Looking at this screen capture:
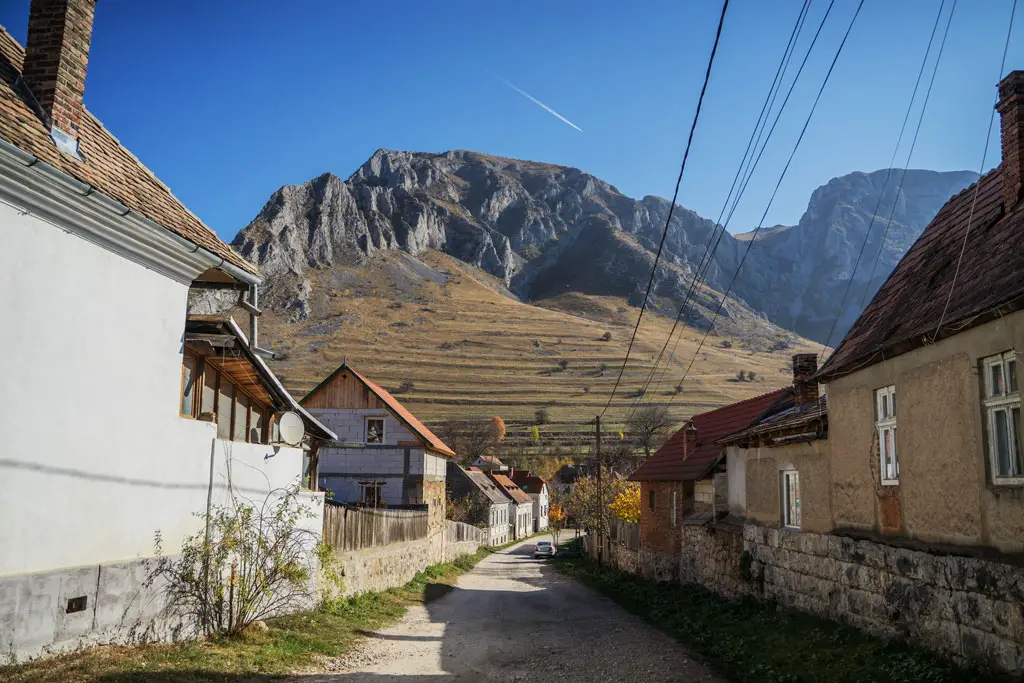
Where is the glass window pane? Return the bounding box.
[890,390,896,418]
[995,409,1011,476]
[1013,407,1023,477]
[250,408,264,444]
[991,363,1005,398]
[201,368,218,415]
[217,381,234,439]
[180,356,196,416]
[1009,359,1018,394]
[234,393,249,441]
[366,419,384,444]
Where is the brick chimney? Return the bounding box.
[792,353,819,407]
[997,71,1024,211]
[22,0,97,146]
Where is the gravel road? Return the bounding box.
[291,534,724,683]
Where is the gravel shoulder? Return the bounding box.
[289,534,725,683]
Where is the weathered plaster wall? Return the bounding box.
[726,445,747,515]
[827,311,1024,552]
[742,441,831,533]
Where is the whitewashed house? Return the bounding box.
[491,473,534,539]
[512,472,550,532]
[446,463,512,546]
[0,0,334,662]
[302,363,455,531]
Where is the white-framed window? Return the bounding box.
[781,470,801,528]
[365,417,385,444]
[984,351,1023,484]
[359,482,383,506]
[875,385,898,484]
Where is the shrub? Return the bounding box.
[558,359,570,371]
[582,385,591,394]
[535,407,550,425]
[736,370,746,382]
[397,379,415,393]
[720,340,733,349]
[601,331,613,342]
[674,383,684,395]
[747,371,757,381]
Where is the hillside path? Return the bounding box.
[289,534,724,683]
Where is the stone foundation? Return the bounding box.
[679,525,748,598]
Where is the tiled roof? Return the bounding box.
[630,389,792,482]
[0,27,255,275]
[476,455,505,465]
[819,167,1022,380]
[719,396,827,445]
[464,470,511,505]
[510,472,546,495]
[303,362,456,457]
[490,473,533,505]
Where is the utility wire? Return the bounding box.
[672,0,866,396]
[933,0,1018,340]
[854,0,958,316]
[624,0,814,417]
[600,0,730,418]
[817,0,949,363]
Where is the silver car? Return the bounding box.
[533,541,556,559]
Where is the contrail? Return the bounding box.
[499,78,583,132]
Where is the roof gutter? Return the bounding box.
[0,138,259,287]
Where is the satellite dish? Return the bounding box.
[277,411,305,446]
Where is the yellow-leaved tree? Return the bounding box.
[548,503,566,546]
[608,481,640,524]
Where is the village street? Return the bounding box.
[290,535,723,683]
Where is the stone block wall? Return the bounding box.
[679,525,748,598]
[744,524,1024,673]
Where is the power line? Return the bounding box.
[817,0,950,363]
[853,0,958,316]
[673,0,866,396]
[934,0,1018,340]
[600,0,730,418]
[624,0,814,416]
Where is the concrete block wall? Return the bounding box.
[307,408,414,446]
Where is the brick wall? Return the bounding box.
[639,481,684,581]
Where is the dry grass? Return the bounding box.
[260,251,824,435]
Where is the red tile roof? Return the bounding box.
[510,472,547,495]
[490,473,533,505]
[819,167,1023,380]
[0,27,255,275]
[630,389,792,481]
[719,396,827,446]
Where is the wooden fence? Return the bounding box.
[446,520,487,545]
[322,502,429,551]
[608,518,640,551]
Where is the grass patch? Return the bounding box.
[0,549,490,683]
[553,551,1012,683]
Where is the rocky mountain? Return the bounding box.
[231,149,976,343]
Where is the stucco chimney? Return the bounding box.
[997,71,1024,211]
[792,353,819,407]
[681,423,697,459]
[22,0,97,151]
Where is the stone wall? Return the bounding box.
[586,535,640,575]
[745,524,1024,672]
[679,525,748,598]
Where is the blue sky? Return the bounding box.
[1,1,1020,240]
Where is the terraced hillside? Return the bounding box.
[258,250,823,438]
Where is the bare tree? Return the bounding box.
[627,406,673,458]
[439,418,498,465]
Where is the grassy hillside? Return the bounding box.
[259,250,823,439]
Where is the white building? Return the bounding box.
[446,463,512,546]
[490,474,534,539]
[0,0,334,662]
[302,363,455,531]
[511,472,550,532]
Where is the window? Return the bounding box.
[233,392,249,441]
[875,386,898,484]
[180,354,198,417]
[217,381,234,439]
[984,351,1023,483]
[365,418,385,444]
[782,471,801,527]
[648,489,655,511]
[360,483,382,507]
[250,408,264,444]
[201,368,218,416]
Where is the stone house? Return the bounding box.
[719,354,832,533]
[630,388,791,580]
[302,362,455,532]
[511,471,550,532]
[817,71,1024,554]
[445,463,512,546]
[490,473,534,539]
[0,0,335,661]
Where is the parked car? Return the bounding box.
[533,541,556,559]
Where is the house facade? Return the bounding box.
[490,473,534,539]
[511,471,550,532]
[302,363,454,532]
[817,71,1024,554]
[0,0,333,661]
[446,463,512,546]
[472,454,508,472]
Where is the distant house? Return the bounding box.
[472,454,508,472]
[0,0,333,661]
[551,464,582,495]
[302,363,455,531]
[446,463,512,546]
[490,473,534,539]
[630,388,792,580]
[511,471,550,532]
[718,355,830,532]
[816,71,1024,553]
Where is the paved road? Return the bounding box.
[292,534,724,683]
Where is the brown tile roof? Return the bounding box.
[630,389,792,482]
[0,27,255,275]
[718,396,827,446]
[490,473,533,505]
[510,472,547,495]
[818,167,1022,380]
[303,362,456,457]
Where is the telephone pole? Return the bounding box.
[595,414,602,567]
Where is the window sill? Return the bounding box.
[991,478,1024,489]
[880,479,900,487]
